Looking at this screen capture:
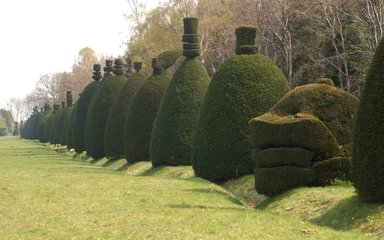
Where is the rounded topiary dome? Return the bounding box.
[353,37,384,203]
[192,26,289,182]
[124,50,181,163]
[85,59,126,158]
[104,62,145,159]
[150,17,210,166]
[72,64,102,153]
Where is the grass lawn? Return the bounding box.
[0,136,371,239]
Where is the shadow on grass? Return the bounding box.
[256,189,297,210]
[312,196,384,231]
[168,203,247,211]
[100,158,122,167]
[186,188,243,206]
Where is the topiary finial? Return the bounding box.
[53,104,60,112]
[112,58,124,75]
[92,64,102,81]
[66,91,73,107]
[104,60,113,74]
[182,17,201,58]
[235,26,258,55]
[133,62,142,72]
[316,78,335,86]
[152,58,163,75]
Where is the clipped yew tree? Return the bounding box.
[72,64,102,153]
[37,104,52,142]
[51,102,66,144]
[150,17,210,166]
[124,50,181,163]
[104,62,145,159]
[42,104,60,143]
[192,26,290,182]
[353,38,384,203]
[250,79,358,196]
[60,91,74,146]
[86,59,126,159]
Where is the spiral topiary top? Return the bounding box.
[235,26,258,55]
[182,17,200,58]
[113,58,124,75]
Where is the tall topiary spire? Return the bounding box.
[124,50,181,163]
[86,59,126,159]
[73,64,102,153]
[192,26,289,182]
[112,58,124,75]
[352,37,384,203]
[150,17,210,166]
[66,91,73,107]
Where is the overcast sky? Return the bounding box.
[0,0,162,106]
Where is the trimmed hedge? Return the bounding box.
[51,103,65,144]
[104,64,144,159]
[86,59,126,159]
[124,50,181,163]
[59,91,74,145]
[72,64,102,153]
[150,58,210,166]
[352,37,384,203]
[43,104,60,143]
[250,82,358,195]
[192,51,289,182]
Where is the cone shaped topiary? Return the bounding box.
[72,64,102,153]
[43,104,60,143]
[352,38,384,203]
[124,50,181,163]
[86,59,126,159]
[150,18,210,166]
[59,91,74,145]
[51,102,66,144]
[192,26,290,182]
[104,62,145,159]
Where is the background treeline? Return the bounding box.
[126,0,381,93]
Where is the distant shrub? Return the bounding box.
[124,51,181,163]
[86,59,126,159]
[352,37,384,203]
[192,26,289,182]
[150,17,210,166]
[73,64,102,153]
[105,62,145,159]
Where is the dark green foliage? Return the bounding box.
[124,51,180,163]
[157,50,183,70]
[65,106,76,149]
[150,58,210,166]
[253,147,313,168]
[60,107,73,145]
[104,67,145,158]
[133,62,142,72]
[86,60,126,159]
[235,26,257,55]
[254,167,316,196]
[43,104,60,143]
[182,34,200,43]
[193,53,289,182]
[183,49,201,58]
[38,111,52,142]
[73,64,102,153]
[183,43,200,50]
[250,82,358,195]
[314,157,351,185]
[183,17,199,34]
[352,37,384,203]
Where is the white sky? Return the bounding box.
[0,0,163,106]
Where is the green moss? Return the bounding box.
[192,53,289,182]
[183,17,199,34]
[104,71,145,158]
[254,167,316,196]
[124,51,179,163]
[352,37,384,203]
[253,147,314,168]
[150,58,210,166]
[86,70,126,159]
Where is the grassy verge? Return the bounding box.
[0,136,372,239]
